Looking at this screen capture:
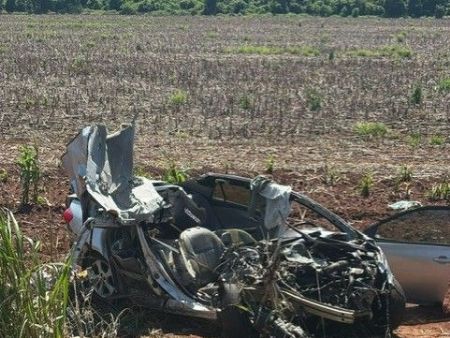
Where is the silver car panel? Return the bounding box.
[365,206,450,304]
[377,240,449,304]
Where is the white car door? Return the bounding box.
[365,206,450,305]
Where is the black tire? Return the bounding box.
[369,276,406,335]
[388,277,406,330]
[218,283,258,338]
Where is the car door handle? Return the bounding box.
[433,256,450,264]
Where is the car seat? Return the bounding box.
[178,227,225,287]
[215,228,257,248]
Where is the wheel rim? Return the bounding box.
[88,257,115,298]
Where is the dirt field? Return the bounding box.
[0,14,449,337]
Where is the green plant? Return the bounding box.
[427,181,450,201]
[305,88,322,111]
[17,145,40,205]
[163,162,188,184]
[224,45,320,57]
[0,168,8,183]
[395,31,407,43]
[380,45,413,58]
[168,89,188,106]
[430,134,445,145]
[346,45,412,59]
[0,209,70,337]
[410,83,422,104]
[321,164,341,186]
[328,49,335,61]
[438,78,450,92]
[407,132,421,147]
[266,155,275,174]
[397,164,413,183]
[354,122,388,139]
[239,94,253,110]
[359,171,374,198]
[36,195,48,206]
[71,55,89,74]
[206,31,219,39]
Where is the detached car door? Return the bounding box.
[365,206,450,305]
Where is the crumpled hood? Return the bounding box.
[62,124,163,224]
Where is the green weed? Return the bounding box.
[407,132,422,148]
[163,162,188,184]
[71,55,89,74]
[168,89,188,106]
[206,31,219,39]
[427,181,450,201]
[17,145,40,205]
[359,171,374,198]
[224,45,320,57]
[0,209,70,337]
[354,122,388,139]
[430,134,445,145]
[36,195,48,206]
[0,168,8,183]
[328,49,335,61]
[410,84,422,104]
[239,94,253,110]
[346,45,412,59]
[396,164,413,183]
[394,31,407,43]
[266,155,275,174]
[305,88,323,111]
[438,78,450,92]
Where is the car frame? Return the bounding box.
[62,124,406,337]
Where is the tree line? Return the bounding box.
[0,0,448,18]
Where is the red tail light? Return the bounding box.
[63,208,74,223]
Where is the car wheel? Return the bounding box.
[369,277,406,335]
[82,252,116,298]
[388,277,406,330]
[218,283,258,338]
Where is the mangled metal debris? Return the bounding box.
[62,124,405,337]
[388,200,422,211]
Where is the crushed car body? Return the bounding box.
[62,124,406,337]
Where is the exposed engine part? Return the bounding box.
[217,233,389,337]
[254,308,310,338]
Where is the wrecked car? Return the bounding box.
[62,124,405,337]
[365,206,450,306]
